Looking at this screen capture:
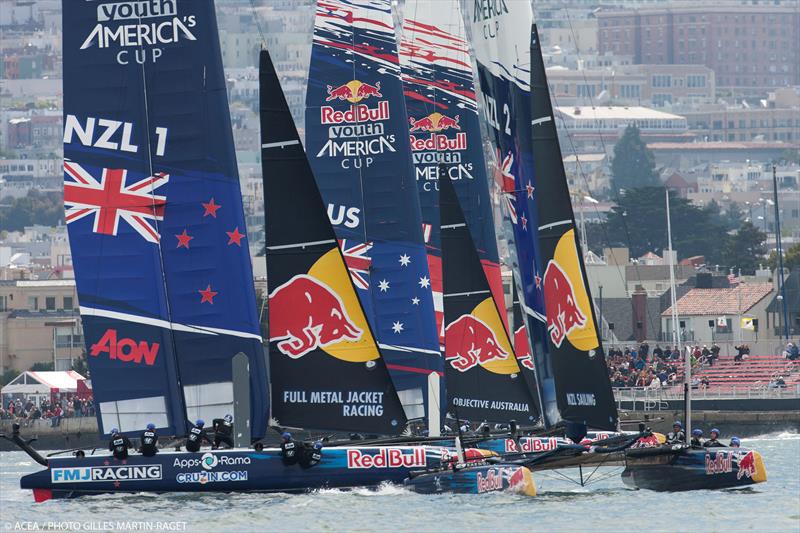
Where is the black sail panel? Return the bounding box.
[260,50,406,434]
[529,26,617,430]
[440,171,538,424]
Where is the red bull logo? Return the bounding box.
[325,80,382,103]
[408,112,460,132]
[542,260,587,348]
[705,451,733,475]
[476,468,505,493]
[90,329,159,366]
[409,132,467,152]
[504,437,559,453]
[269,274,362,358]
[736,451,757,480]
[445,314,508,372]
[346,447,427,469]
[513,325,534,370]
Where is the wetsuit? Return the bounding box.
[703,437,725,448]
[185,426,210,452]
[691,437,703,447]
[298,443,323,469]
[140,430,158,456]
[108,434,132,460]
[212,418,234,449]
[281,439,299,466]
[666,430,686,444]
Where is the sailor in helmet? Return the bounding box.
[108,428,132,460]
[729,436,741,448]
[212,414,234,449]
[280,431,299,466]
[185,419,211,453]
[703,428,725,447]
[139,423,159,457]
[690,428,704,447]
[666,421,686,444]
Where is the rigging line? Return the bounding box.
[534,468,585,487]
[249,0,268,49]
[550,3,658,343]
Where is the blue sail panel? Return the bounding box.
[399,0,505,344]
[62,0,268,438]
[468,2,557,425]
[306,0,442,422]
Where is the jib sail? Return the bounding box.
[260,50,407,434]
[399,0,505,343]
[529,24,617,430]
[63,0,269,437]
[305,0,442,424]
[440,170,538,424]
[468,0,553,426]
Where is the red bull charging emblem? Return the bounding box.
[326,80,382,103]
[269,274,362,358]
[445,314,508,372]
[736,451,757,480]
[542,259,587,348]
[408,112,460,132]
[513,325,534,370]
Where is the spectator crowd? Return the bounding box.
[0,394,95,427]
[606,342,723,389]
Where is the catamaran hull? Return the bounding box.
[404,465,536,496]
[20,446,452,502]
[622,446,767,491]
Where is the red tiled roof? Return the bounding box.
[662,283,774,316]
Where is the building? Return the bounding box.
[661,282,775,344]
[597,4,800,95]
[0,279,82,373]
[766,268,800,337]
[563,153,610,194]
[546,63,715,107]
[555,105,690,152]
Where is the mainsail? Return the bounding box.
[305,0,442,423]
[440,172,538,424]
[261,49,407,434]
[63,0,269,437]
[529,24,617,429]
[399,0,505,342]
[470,2,616,430]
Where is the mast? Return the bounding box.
[260,49,407,434]
[666,189,688,435]
[773,165,789,341]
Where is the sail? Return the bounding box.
[529,25,617,430]
[511,277,540,415]
[440,171,538,423]
[468,0,554,424]
[305,0,442,423]
[63,0,269,437]
[398,0,505,343]
[261,50,407,434]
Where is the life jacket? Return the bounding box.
[281,440,299,466]
[140,430,158,456]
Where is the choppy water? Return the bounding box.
[1,432,799,532]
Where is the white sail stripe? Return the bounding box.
[378,343,441,356]
[443,290,491,298]
[262,140,300,149]
[522,304,547,323]
[64,160,100,186]
[432,291,443,311]
[538,219,572,231]
[531,116,553,126]
[79,306,263,341]
[441,223,466,229]
[266,239,336,251]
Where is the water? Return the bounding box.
[2,433,799,532]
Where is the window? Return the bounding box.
[620,85,641,98]
[63,296,74,310]
[687,75,706,88]
[0,295,7,312]
[45,297,56,311]
[28,297,38,311]
[652,75,672,88]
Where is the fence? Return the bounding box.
[613,384,800,411]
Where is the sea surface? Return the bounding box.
[1,432,798,533]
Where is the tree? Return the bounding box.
[723,221,767,274]
[722,202,745,231]
[767,242,800,272]
[1,369,21,387]
[604,187,729,263]
[70,351,90,378]
[0,189,64,232]
[30,361,55,371]
[611,125,660,191]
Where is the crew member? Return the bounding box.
[185,419,211,452]
[108,428,132,460]
[666,421,686,444]
[280,432,299,466]
[212,414,234,449]
[729,436,741,448]
[139,423,158,456]
[299,440,323,469]
[690,428,704,447]
[703,428,725,447]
